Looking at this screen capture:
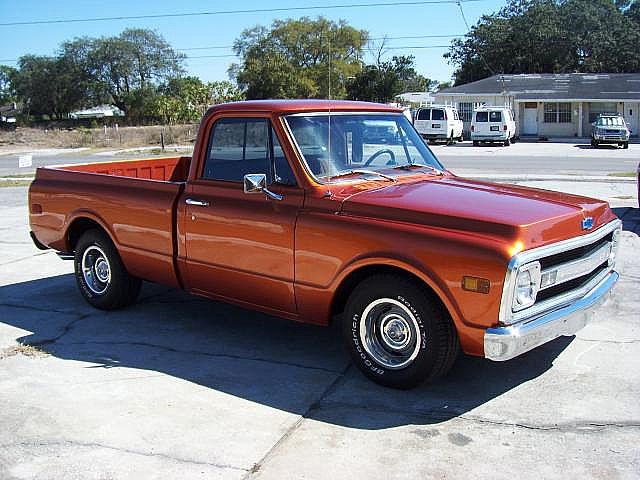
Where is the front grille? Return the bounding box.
[536,262,609,302]
[500,220,621,326]
[539,233,612,270]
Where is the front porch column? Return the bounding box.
[578,103,583,137]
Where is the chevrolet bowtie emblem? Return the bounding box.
[582,217,594,230]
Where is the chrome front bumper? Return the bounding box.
[484,270,618,361]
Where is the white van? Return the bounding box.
[470,107,517,146]
[414,105,464,144]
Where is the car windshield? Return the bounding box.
[284,113,443,183]
[596,117,625,127]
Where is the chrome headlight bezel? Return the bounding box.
[512,262,541,312]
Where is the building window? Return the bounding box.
[458,102,473,123]
[544,103,572,123]
[588,102,617,123]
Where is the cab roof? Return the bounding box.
[204,99,402,116]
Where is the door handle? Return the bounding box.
[185,198,210,207]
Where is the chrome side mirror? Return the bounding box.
[243,174,283,201]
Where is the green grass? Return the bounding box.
[0,179,32,187]
[608,172,637,178]
[0,173,35,178]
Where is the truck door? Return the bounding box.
[182,115,303,315]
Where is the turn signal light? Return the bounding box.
[462,276,491,294]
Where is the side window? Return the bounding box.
[203,118,297,186]
[271,127,297,186]
[204,118,269,182]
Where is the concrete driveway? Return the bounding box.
[1,185,639,479]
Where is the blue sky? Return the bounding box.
[0,0,505,84]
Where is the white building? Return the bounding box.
[434,73,640,138]
[70,105,125,119]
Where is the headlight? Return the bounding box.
[512,261,541,312]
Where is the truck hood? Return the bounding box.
[338,175,616,249]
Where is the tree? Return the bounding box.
[60,29,185,112]
[0,66,17,104]
[230,17,367,99]
[445,0,640,85]
[12,55,87,117]
[346,55,427,103]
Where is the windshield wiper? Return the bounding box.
[393,163,445,175]
[334,169,397,182]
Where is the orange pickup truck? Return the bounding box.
[29,100,621,388]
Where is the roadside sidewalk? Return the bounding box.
[517,136,640,144]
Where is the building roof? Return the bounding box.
[437,73,640,101]
[70,105,125,119]
[395,92,435,104]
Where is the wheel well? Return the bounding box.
[331,265,443,322]
[67,218,105,252]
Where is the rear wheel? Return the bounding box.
[472,140,479,146]
[342,274,459,389]
[623,142,629,149]
[74,229,141,310]
[591,138,598,148]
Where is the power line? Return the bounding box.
[456,0,495,75]
[0,44,454,64]
[0,0,485,27]
[176,34,464,51]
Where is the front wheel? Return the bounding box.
[342,274,459,389]
[74,229,141,310]
[623,142,629,149]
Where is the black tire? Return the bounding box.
[591,138,598,148]
[342,274,459,389]
[623,142,629,149]
[504,137,511,146]
[472,140,479,146]
[447,131,454,145]
[74,229,141,310]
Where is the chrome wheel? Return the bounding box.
[359,298,422,370]
[81,245,111,295]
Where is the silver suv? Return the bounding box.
[591,114,630,149]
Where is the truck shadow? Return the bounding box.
[612,207,640,235]
[0,273,572,430]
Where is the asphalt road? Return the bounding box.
[0,141,638,177]
[1,184,639,479]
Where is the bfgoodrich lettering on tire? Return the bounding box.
[342,274,459,389]
[74,229,141,310]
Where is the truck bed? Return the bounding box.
[29,156,191,288]
[56,156,191,182]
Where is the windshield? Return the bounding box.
[284,113,443,183]
[596,117,625,127]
